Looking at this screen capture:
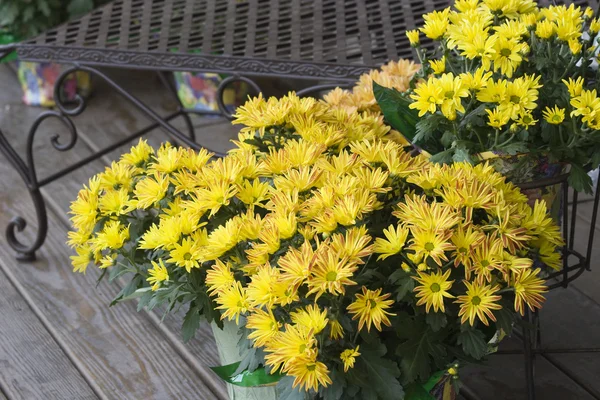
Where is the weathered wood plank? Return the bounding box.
[0,263,98,400]
[0,67,226,399]
[0,65,226,396]
[0,181,222,399]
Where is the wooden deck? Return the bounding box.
[0,64,599,400]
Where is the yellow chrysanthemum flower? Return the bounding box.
[264,324,316,373]
[409,76,444,117]
[406,29,420,46]
[98,188,133,216]
[420,9,450,40]
[247,264,280,308]
[167,237,203,272]
[286,354,332,392]
[149,144,182,174]
[413,269,455,313]
[492,35,527,77]
[70,245,93,273]
[486,108,510,129]
[373,224,410,260]
[542,106,565,124]
[93,220,129,251]
[191,180,238,217]
[429,56,446,74]
[562,77,584,97]
[147,259,169,291]
[133,172,169,209]
[347,286,395,332]
[512,268,547,315]
[247,309,281,347]
[278,241,314,289]
[206,260,235,295]
[409,228,455,266]
[120,139,154,168]
[69,188,98,233]
[568,38,582,55]
[460,68,493,91]
[340,346,361,372]
[535,19,555,39]
[99,161,133,191]
[307,249,358,299]
[455,281,502,326]
[329,227,373,264]
[438,72,470,120]
[328,319,344,339]
[216,281,249,324]
[290,304,329,334]
[590,18,600,34]
[236,178,270,206]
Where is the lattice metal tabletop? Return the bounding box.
[15,0,451,81]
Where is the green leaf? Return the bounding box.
[119,286,152,302]
[396,333,432,383]
[568,162,593,194]
[458,104,487,130]
[373,82,419,141]
[425,312,447,332]
[358,342,404,400]
[498,142,528,155]
[493,306,516,336]
[429,149,454,164]
[457,327,488,360]
[404,383,436,400]
[389,268,409,285]
[321,368,346,400]
[110,274,143,306]
[414,115,446,144]
[276,376,307,400]
[452,144,472,163]
[395,275,415,302]
[182,305,201,343]
[211,362,283,387]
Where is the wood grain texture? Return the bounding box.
[0,264,98,400]
[0,66,225,399]
[0,182,222,399]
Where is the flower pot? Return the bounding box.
[173,71,247,113]
[17,61,92,107]
[210,320,278,400]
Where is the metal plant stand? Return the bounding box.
[497,175,600,400]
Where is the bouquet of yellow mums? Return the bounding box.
[68,91,562,400]
[368,0,600,193]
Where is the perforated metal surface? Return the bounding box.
[15,0,451,81]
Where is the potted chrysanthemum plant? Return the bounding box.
[371,0,600,197]
[69,91,561,400]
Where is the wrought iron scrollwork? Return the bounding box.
[0,109,79,261]
[216,76,262,120]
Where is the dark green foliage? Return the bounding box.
[457,326,489,360]
[0,0,110,40]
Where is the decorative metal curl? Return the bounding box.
[53,67,88,116]
[58,64,222,154]
[216,76,262,120]
[0,109,77,261]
